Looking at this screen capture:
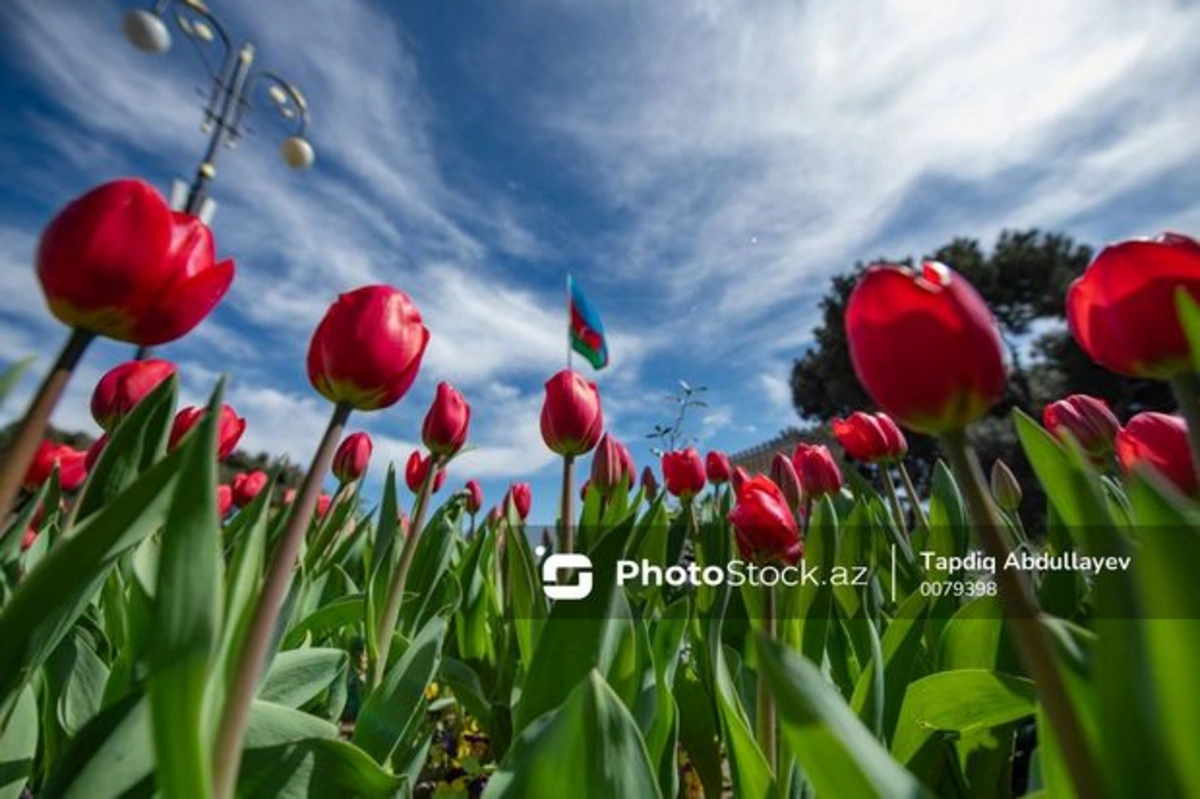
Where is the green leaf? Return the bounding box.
[397,505,461,637]
[44,627,110,736]
[282,593,366,649]
[0,357,33,410]
[505,518,546,667]
[439,656,494,732]
[39,694,154,799]
[147,380,225,798]
[484,670,663,799]
[797,495,838,663]
[259,648,349,710]
[512,518,633,734]
[73,375,177,523]
[850,592,928,743]
[0,685,37,799]
[353,615,447,764]
[713,641,776,799]
[236,736,406,799]
[759,637,927,798]
[891,670,1034,776]
[1175,287,1200,373]
[0,427,187,718]
[674,664,723,799]
[936,595,1019,674]
[1127,469,1200,798]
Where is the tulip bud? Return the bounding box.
[217,484,233,518]
[728,476,802,566]
[580,478,591,503]
[590,433,626,495]
[662,448,706,501]
[846,262,1006,434]
[705,451,732,485]
[37,179,235,345]
[332,431,373,483]
[91,358,177,431]
[769,452,803,511]
[169,404,246,462]
[1068,233,1200,378]
[307,285,430,410]
[1043,394,1120,460]
[506,482,532,520]
[464,479,483,515]
[540,369,604,456]
[23,441,88,492]
[990,460,1023,513]
[792,443,842,499]
[1116,412,1197,495]
[617,443,636,490]
[21,527,37,552]
[731,466,750,493]
[486,506,502,527]
[316,493,333,518]
[832,411,908,464]
[423,382,471,457]
[232,470,269,507]
[640,466,659,499]
[405,450,446,494]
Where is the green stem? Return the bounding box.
[0,328,94,518]
[881,466,908,536]
[212,401,351,799]
[372,454,443,687]
[756,584,777,774]
[939,430,1103,799]
[897,461,929,532]
[1169,374,1200,489]
[558,454,576,554]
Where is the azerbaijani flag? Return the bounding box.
[568,274,609,370]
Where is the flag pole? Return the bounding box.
[566,272,574,372]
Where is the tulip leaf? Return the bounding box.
[258,648,348,710]
[147,380,225,798]
[43,626,110,738]
[0,356,33,410]
[850,592,928,744]
[398,504,461,637]
[713,641,775,799]
[0,685,37,799]
[759,636,927,799]
[1126,468,1200,798]
[217,473,275,686]
[352,615,448,764]
[73,375,177,523]
[797,495,837,664]
[674,664,723,799]
[282,593,366,650]
[891,670,1033,777]
[936,595,1019,674]
[505,515,546,667]
[0,430,187,719]
[484,670,663,799]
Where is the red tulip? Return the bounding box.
[1067,233,1200,378]
[769,452,803,512]
[1116,412,1197,495]
[832,411,907,463]
[232,470,269,507]
[662,448,706,501]
[332,431,373,483]
[590,433,631,495]
[486,506,502,527]
[405,450,446,494]
[731,466,750,493]
[91,358,177,431]
[169,404,246,461]
[85,434,108,471]
[281,487,298,506]
[307,285,430,410]
[705,451,732,485]
[464,479,483,515]
[21,527,37,552]
[1043,394,1120,459]
[506,482,532,520]
[37,180,234,345]
[580,478,591,503]
[640,466,659,499]
[846,262,1007,434]
[316,493,333,518]
[217,484,234,517]
[422,382,470,457]
[23,441,88,492]
[728,476,802,566]
[540,369,604,456]
[793,443,842,498]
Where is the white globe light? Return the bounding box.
[280,136,315,170]
[123,9,171,54]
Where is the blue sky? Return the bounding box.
[2,0,1200,522]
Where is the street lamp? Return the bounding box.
[123,0,315,357]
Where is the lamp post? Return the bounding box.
[123,0,315,358]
